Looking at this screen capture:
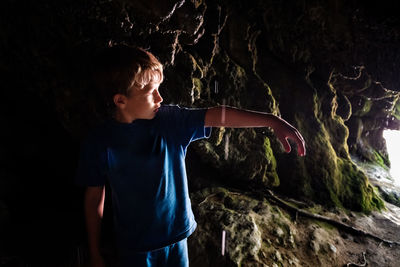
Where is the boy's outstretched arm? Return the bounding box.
[205,106,306,156]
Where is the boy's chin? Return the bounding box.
[137,110,157,120]
[143,113,156,120]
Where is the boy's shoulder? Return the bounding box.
[159,104,207,115]
[157,104,208,125]
[159,104,180,112]
[157,104,183,120]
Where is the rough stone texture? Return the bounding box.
[1,0,400,265]
[189,188,300,266]
[188,187,385,267]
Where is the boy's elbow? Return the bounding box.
[84,186,105,217]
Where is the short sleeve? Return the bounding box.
[75,135,108,187]
[159,105,212,147]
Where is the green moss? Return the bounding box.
[357,146,390,169]
[263,137,279,186]
[233,64,246,80]
[264,83,279,114]
[192,78,202,101]
[197,141,220,162]
[311,93,383,212]
[353,98,372,117]
[326,114,350,158]
[373,150,388,168]
[187,52,204,78]
[283,108,384,213]
[263,137,277,168]
[215,127,226,146]
[336,159,384,212]
[307,123,340,200]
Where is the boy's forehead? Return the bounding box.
[143,82,160,89]
[131,82,160,93]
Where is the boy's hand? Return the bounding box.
[271,117,306,156]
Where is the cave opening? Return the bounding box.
[383,129,400,186]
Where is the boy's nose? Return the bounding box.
[155,91,163,104]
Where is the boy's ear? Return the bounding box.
[113,94,127,107]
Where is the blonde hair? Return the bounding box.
[129,56,163,90]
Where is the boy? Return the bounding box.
[76,45,305,267]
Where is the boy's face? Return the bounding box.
[114,82,163,122]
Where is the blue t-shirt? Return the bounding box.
[76,105,211,251]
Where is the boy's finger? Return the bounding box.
[281,137,291,153]
[294,130,305,143]
[292,131,305,156]
[295,136,306,156]
[297,142,306,156]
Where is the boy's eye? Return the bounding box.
[145,89,156,96]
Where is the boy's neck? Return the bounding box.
[114,111,136,124]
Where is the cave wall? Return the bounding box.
[1,0,400,264]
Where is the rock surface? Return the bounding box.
[189,187,400,266]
